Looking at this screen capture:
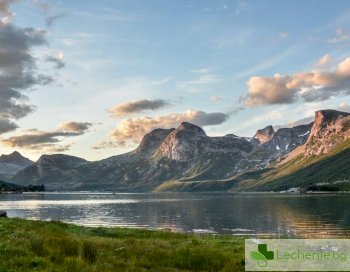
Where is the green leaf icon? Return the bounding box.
[251,251,267,261]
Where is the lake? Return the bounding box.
[1,192,350,238]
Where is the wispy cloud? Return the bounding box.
[31,0,50,12]
[109,99,170,117]
[1,121,92,151]
[45,51,65,69]
[45,13,66,27]
[279,32,288,39]
[327,28,350,43]
[235,1,249,15]
[316,54,331,67]
[177,69,221,92]
[150,77,172,86]
[232,47,300,80]
[74,8,137,23]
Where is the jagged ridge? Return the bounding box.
[8,109,350,192]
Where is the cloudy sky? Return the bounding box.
[1,0,350,161]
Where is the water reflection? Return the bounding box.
[0,192,349,237]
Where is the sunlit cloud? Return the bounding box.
[338,102,350,112]
[316,54,331,67]
[244,56,350,106]
[1,122,92,151]
[94,110,230,148]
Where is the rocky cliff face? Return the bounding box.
[254,125,275,144]
[305,110,350,156]
[134,128,175,154]
[156,122,252,161]
[156,122,207,160]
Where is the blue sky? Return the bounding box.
[1,0,350,160]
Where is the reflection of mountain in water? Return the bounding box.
[1,193,350,237]
[264,195,350,238]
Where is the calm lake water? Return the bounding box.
[1,192,350,238]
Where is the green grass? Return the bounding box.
[0,218,245,272]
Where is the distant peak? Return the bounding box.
[254,125,275,144]
[0,151,33,166]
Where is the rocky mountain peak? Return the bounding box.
[135,128,175,154]
[177,122,206,136]
[254,125,275,144]
[310,110,350,137]
[306,110,350,156]
[155,122,208,161]
[0,151,33,167]
[262,123,313,154]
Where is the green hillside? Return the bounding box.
[239,139,350,191]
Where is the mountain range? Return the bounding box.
[4,109,350,192]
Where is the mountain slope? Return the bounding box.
[12,154,88,190]
[11,123,257,191]
[233,110,350,191]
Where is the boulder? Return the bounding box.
[0,210,7,217]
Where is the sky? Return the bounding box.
[1,0,350,161]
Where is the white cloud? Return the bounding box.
[338,102,350,112]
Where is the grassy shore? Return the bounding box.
[0,218,245,271]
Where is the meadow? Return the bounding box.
[0,218,245,272]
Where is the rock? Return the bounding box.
[262,123,313,153]
[155,122,252,161]
[0,211,7,218]
[305,110,350,155]
[254,125,275,144]
[134,128,175,154]
[309,109,350,139]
